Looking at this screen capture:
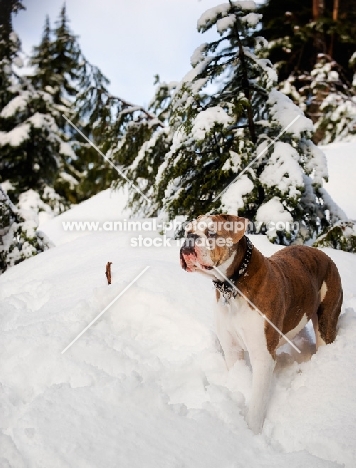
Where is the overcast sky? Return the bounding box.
[13,0,232,107]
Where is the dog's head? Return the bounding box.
[180,214,247,274]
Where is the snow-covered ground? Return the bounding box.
[38,186,132,246]
[1,142,356,467]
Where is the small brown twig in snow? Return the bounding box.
[105,262,112,285]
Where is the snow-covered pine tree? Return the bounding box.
[258,0,356,85]
[274,55,356,144]
[29,7,82,204]
[0,0,65,205]
[257,0,356,144]
[0,186,52,274]
[309,55,356,144]
[111,76,176,215]
[34,5,80,115]
[29,16,53,94]
[314,220,356,253]
[0,0,55,274]
[0,2,77,272]
[0,66,75,212]
[0,0,24,111]
[150,0,343,245]
[72,61,117,199]
[30,6,157,204]
[71,60,170,204]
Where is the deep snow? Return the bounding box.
[3,228,356,467]
[1,143,356,467]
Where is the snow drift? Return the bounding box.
[1,225,356,466]
[1,142,356,467]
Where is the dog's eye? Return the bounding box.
[185,222,193,234]
[207,230,217,237]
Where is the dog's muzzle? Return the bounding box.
[180,234,213,272]
[180,234,199,271]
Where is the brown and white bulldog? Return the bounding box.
[180,214,343,434]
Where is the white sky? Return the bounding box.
[13,0,229,107]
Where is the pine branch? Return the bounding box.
[108,94,164,127]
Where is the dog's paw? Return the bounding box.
[246,411,263,435]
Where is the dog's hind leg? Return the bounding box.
[313,268,343,350]
[312,313,326,349]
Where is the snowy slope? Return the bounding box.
[38,186,131,246]
[1,230,356,467]
[1,143,356,467]
[322,140,356,220]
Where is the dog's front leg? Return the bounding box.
[214,301,244,370]
[219,330,244,370]
[246,351,275,434]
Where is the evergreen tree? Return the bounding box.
[0,0,24,118]
[130,0,343,245]
[257,0,356,143]
[314,220,356,252]
[28,6,148,203]
[29,7,84,204]
[0,2,73,274]
[27,4,166,206]
[0,69,74,212]
[29,15,53,93]
[69,54,173,208]
[73,61,123,199]
[258,0,356,83]
[0,0,24,59]
[111,76,175,214]
[0,0,54,274]
[309,55,356,143]
[0,186,52,274]
[68,58,166,202]
[30,5,80,112]
[281,54,356,143]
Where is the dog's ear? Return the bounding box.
[219,215,247,244]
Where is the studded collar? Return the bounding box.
[212,236,253,301]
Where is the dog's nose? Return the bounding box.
[181,233,199,254]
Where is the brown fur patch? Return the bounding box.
[232,244,343,355]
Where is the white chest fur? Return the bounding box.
[215,295,268,357]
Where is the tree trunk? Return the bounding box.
[333,0,339,20]
[313,0,326,54]
[329,0,339,57]
[313,0,325,19]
